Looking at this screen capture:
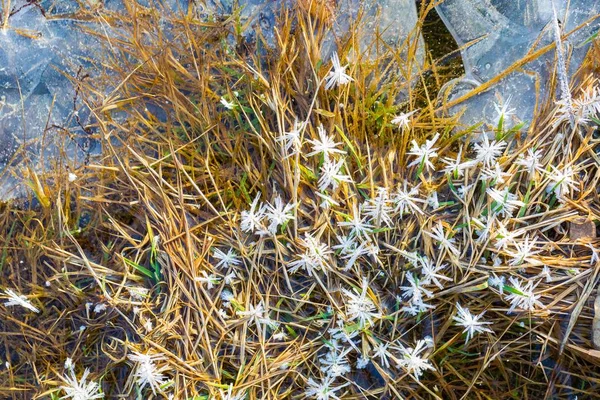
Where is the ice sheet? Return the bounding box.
[436,0,600,130]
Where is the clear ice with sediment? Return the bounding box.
[436,0,600,131]
[0,0,188,199]
[0,1,100,198]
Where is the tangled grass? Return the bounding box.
[1,1,600,399]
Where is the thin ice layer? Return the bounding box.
[436,0,600,130]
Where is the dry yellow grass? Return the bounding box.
[1,1,600,399]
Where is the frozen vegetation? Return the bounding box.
[3,1,599,200]
[1,1,600,399]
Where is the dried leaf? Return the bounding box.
[569,217,596,240]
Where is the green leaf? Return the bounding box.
[123,258,154,279]
[503,285,524,296]
[578,30,599,46]
[299,164,317,181]
[285,325,298,338]
[495,114,504,137]
[335,125,362,169]
[0,220,16,273]
[239,172,251,204]
[517,180,533,218]
[438,201,455,207]
[448,347,480,357]
[447,179,458,194]
[372,227,394,234]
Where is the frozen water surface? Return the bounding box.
[0,3,101,198]
[436,0,600,130]
[0,0,188,199]
[203,0,423,61]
